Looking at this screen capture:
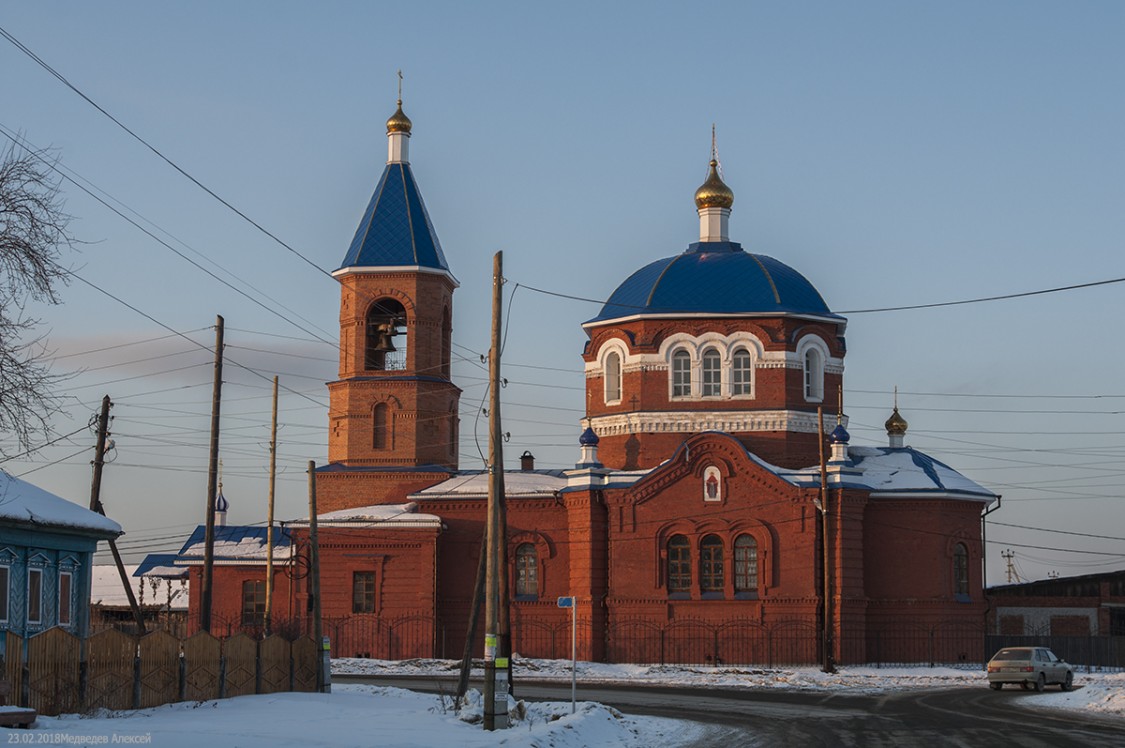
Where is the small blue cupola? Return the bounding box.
[578,426,602,468]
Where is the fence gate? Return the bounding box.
[85,629,136,711]
[27,628,80,715]
[138,631,181,708]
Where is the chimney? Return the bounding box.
[520,450,535,471]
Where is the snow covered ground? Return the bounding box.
[24,659,1123,747]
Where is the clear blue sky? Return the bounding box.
[2,1,1123,584]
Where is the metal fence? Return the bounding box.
[97,612,1125,672]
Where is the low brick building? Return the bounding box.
[988,570,1125,637]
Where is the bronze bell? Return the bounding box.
[371,323,397,354]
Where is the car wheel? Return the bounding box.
[990,682,1002,691]
[1034,673,1045,692]
[1061,672,1073,691]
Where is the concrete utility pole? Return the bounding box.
[265,376,278,636]
[88,394,145,634]
[483,251,510,731]
[200,315,224,633]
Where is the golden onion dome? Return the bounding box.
[885,406,909,436]
[694,159,734,210]
[386,100,412,134]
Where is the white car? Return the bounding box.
[987,646,1075,692]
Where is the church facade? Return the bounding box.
[170,99,999,666]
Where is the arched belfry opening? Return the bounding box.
[365,298,408,371]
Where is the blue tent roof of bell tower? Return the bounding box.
[338,162,450,272]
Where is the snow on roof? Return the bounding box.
[176,525,292,564]
[304,502,442,529]
[410,470,567,500]
[781,446,996,500]
[90,564,188,610]
[0,470,121,536]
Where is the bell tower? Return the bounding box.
[327,94,461,470]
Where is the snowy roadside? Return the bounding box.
[334,656,1125,717]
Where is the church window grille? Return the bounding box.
[701,349,722,397]
[953,543,969,597]
[701,535,724,594]
[667,535,691,593]
[734,535,758,594]
[241,580,266,625]
[605,352,622,404]
[515,544,538,599]
[671,350,692,398]
[353,572,376,613]
[732,349,752,396]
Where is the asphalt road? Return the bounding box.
[334,674,1125,747]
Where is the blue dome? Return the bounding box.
[579,427,600,446]
[587,241,841,324]
[829,423,850,444]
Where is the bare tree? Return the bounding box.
[0,140,73,455]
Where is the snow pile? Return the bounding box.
[35,684,700,748]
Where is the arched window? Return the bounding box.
[731,348,752,396]
[803,348,824,401]
[373,403,390,450]
[515,543,538,599]
[953,543,969,597]
[667,535,691,593]
[701,349,722,397]
[365,299,408,371]
[701,535,724,594]
[671,350,692,398]
[605,351,622,404]
[734,534,758,594]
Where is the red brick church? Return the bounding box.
[159,98,998,665]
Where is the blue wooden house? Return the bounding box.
[0,470,122,640]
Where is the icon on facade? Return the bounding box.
[704,465,722,502]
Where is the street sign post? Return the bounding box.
[557,596,576,713]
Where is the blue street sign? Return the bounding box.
[557,596,574,608]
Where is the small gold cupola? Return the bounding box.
[695,126,734,242]
[386,71,412,164]
[694,159,734,210]
[885,388,908,448]
[386,100,413,135]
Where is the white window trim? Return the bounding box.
[0,565,8,624]
[669,348,694,399]
[729,346,755,399]
[595,340,630,406]
[700,348,723,399]
[796,335,830,403]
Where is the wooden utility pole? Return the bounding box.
[88,394,145,634]
[817,406,835,674]
[264,376,279,635]
[483,251,509,731]
[200,315,225,633]
[307,460,325,691]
